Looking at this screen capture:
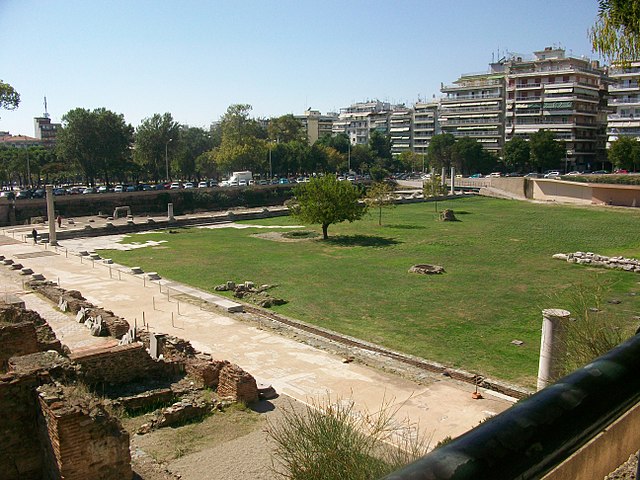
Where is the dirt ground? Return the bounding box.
[127,395,296,480]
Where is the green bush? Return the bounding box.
[267,396,429,480]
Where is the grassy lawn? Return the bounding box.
[100,197,640,387]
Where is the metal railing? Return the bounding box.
[384,332,640,480]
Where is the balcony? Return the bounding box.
[442,93,502,102]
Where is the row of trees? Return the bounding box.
[1,100,636,187]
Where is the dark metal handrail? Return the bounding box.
[383,333,640,480]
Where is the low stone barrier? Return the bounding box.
[553,251,640,273]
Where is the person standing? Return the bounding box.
[32,228,38,244]
[57,215,62,228]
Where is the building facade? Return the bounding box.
[295,109,338,144]
[389,107,413,156]
[332,101,392,145]
[504,47,609,170]
[412,102,439,156]
[606,62,640,146]
[439,63,506,154]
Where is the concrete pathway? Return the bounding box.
[0,233,515,446]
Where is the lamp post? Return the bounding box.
[165,138,173,181]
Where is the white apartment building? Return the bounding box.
[412,102,439,156]
[504,47,609,170]
[607,62,640,146]
[439,63,506,154]
[332,101,392,145]
[389,108,413,155]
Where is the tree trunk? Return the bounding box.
[322,223,329,240]
[378,206,382,226]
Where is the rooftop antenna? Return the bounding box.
[43,96,50,119]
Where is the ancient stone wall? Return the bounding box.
[0,372,45,480]
[0,304,63,353]
[29,282,130,338]
[217,363,259,403]
[185,359,230,388]
[38,384,132,480]
[0,322,39,372]
[70,343,182,386]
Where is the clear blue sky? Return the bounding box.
[1,0,602,136]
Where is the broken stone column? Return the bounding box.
[167,203,175,222]
[150,333,167,359]
[537,308,570,391]
[450,167,455,195]
[441,166,447,188]
[45,185,56,246]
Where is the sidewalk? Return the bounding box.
[0,233,514,445]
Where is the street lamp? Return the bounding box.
[165,138,173,181]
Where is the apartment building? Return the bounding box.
[332,101,392,145]
[504,47,609,170]
[389,107,413,155]
[607,62,640,146]
[412,102,439,156]
[295,109,338,144]
[439,63,506,154]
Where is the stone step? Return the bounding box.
[214,299,244,313]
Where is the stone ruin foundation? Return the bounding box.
[0,286,262,479]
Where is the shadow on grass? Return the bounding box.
[325,235,400,247]
[385,224,426,230]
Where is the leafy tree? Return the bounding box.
[590,0,640,64]
[289,174,366,239]
[365,182,396,226]
[134,112,180,181]
[427,133,456,172]
[349,144,373,173]
[369,130,392,164]
[0,80,20,112]
[398,151,424,172]
[268,114,307,143]
[608,136,640,171]
[369,165,389,182]
[57,108,133,186]
[209,104,268,174]
[317,132,350,154]
[503,137,531,173]
[529,130,565,172]
[175,126,213,180]
[451,137,486,175]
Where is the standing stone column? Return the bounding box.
[450,167,456,195]
[537,308,571,391]
[441,167,447,188]
[167,203,175,222]
[45,185,57,246]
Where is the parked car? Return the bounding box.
[592,170,609,175]
[16,190,33,199]
[469,173,483,178]
[53,188,67,196]
[170,182,181,189]
[82,187,96,194]
[524,172,543,178]
[197,181,208,188]
[488,172,503,177]
[184,182,195,189]
[566,171,582,176]
[614,169,629,174]
[113,185,125,193]
[278,178,289,184]
[97,185,109,193]
[544,171,560,178]
[238,180,248,187]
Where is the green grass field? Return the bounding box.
[99,197,640,387]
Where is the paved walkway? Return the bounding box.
[0,232,514,446]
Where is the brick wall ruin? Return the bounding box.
[70,342,182,386]
[0,289,262,479]
[38,384,132,480]
[0,372,45,480]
